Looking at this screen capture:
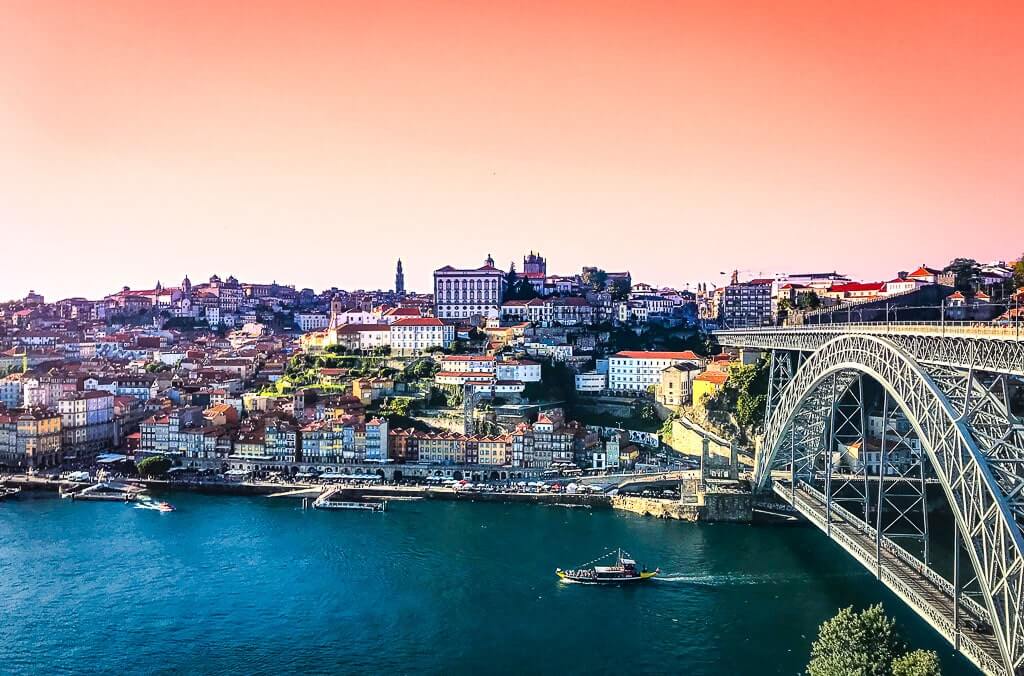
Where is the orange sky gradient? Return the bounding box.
[2,0,1022,300]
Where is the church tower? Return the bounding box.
[395,259,406,295]
[330,295,344,328]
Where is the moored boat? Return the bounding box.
[556,549,659,584]
[313,498,387,512]
[0,486,21,500]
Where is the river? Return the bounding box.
[0,493,975,674]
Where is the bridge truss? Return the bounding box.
[719,327,1024,675]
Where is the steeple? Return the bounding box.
[485,253,495,268]
[395,259,406,295]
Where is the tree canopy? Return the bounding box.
[136,455,173,478]
[807,604,941,676]
[1013,255,1024,289]
[891,650,942,676]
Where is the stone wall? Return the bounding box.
[611,491,752,523]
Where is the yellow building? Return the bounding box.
[477,437,510,466]
[692,370,729,410]
[16,409,62,469]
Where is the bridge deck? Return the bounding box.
[719,322,1023,342]
[776,480,1006,675]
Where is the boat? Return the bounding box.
[0,486,21,500]
[556,549,659,584]
[313,498,387,512]
[156,501,176,513]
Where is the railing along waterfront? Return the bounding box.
[776,480,1005,676]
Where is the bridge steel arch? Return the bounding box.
[757,333,1024,675]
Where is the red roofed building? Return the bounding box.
[608,350,707,392]
[825,281,887,301]
[907,265,942,284]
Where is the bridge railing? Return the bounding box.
[716,321,1022,340]
[779,480,1005,676]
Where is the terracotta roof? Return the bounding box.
[908,265,941,277]
[695,371,729,385]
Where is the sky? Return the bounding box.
[2,0,1022,301]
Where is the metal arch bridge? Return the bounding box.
[716,323,1024,676]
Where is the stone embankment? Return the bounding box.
[612,490,752,523]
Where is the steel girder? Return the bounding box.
[756,334,1024,674]
[716,328,1024,377]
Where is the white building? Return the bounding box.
[296,312,330,332]
[496,359,542,382]
[439,355,496,373]
[575,372,607,393]
[356,325,391,350]
[434,255,506,320]
[607,351,706,392]
[389,318,455,355]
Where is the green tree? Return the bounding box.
[380,396,413,417]
[891,650,941,676]
[943,257,981,292]
[807,605,901,676]
[136,455,173,478]
[404,358,439,381]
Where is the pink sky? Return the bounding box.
[2,0,1022,300]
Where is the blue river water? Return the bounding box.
[0,493,975,675]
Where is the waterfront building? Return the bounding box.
[58,391,115,464]
[433,255,506,320]
[14,408,63,470]
[607,351,706,393]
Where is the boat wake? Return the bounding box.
[133,501,164,511]
[653,571,865,586]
